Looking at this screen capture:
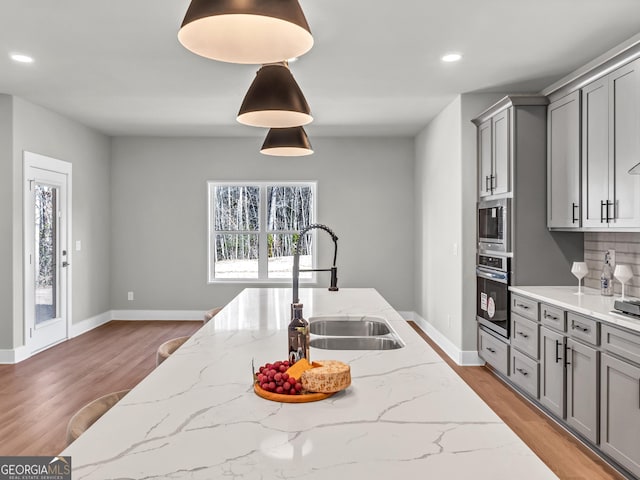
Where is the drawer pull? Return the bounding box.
[486,347,496,354]
[515,367,529,376]
[517,331,529,339]
[572,323,589,333]
[516,303,530,310]
[544,312,558,321]
[555,339,562,363]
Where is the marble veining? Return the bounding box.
[63,288,556,479]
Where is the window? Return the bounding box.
[208,182,315,282]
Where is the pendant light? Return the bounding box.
[237,62,312,128]
[629,163,640,174]
[178,0,314,64]
[260,127,313,156]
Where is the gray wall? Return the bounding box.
[414,94,503,353]
[8,97,111,348]
[110,136,415,312]
[0,95,14,349]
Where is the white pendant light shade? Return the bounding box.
[238,63,312,128]
[261,127,313,156]
[178,0,314,64]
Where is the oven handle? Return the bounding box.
[476,269,508,284]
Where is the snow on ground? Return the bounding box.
[215,255,312,279]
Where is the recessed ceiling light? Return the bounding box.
[442,53,462,63]
[10,53,34,63]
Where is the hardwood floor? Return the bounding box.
[0,319,627,479]
[407,322,625,480]
[0,320,201,456]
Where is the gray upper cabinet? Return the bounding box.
[478,110,510,198]
[492,109,510,196]
[478,119,493,197]
[547,90,581,229]
[582,58,640,229]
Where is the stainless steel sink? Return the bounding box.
[309,318,391,336]
[310,336,404,350]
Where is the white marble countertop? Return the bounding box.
[510,285,640,333]
[62,288,556,479]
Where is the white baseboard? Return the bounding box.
[408,312,484,366]
[111,310,204,321]
[70,310,113,338]
[0,345,29,364]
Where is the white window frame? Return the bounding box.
[207,181,318,284]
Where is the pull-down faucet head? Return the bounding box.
[292,223,339,305]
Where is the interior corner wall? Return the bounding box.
[414,93,505,356]
[109,136,415,313]
[0,95,14,349]
[414,96,463,349]
[11,97,111,348]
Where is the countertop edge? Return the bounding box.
[509,285,640,334]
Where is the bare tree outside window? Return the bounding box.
[210,183,315,280]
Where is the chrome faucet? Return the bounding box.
[292,224,339,309]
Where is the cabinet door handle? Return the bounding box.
[490,175,496,192]
[486,347,496,354]
[572,203,579,224]
[517,331,529,339]
[555,339,562,363]
[516,367,529,376]
[600,200,606,223]
[571,322,589,333]
[485,176,491,192]
[564,345,571,366]
[516,303,530,310]
[544,312,558,321]
[606,200,614,223]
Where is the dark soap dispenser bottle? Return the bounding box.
[288,303,310,365]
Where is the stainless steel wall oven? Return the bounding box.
[476,254,510,338]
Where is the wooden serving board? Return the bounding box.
[254,383,334,403]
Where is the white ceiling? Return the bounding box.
[1,0,640,138]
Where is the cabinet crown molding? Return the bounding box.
[543,35,640,102]
[471,95,549,125]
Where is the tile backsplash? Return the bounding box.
[583,232,640,298]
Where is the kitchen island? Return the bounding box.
[63,288,556,479]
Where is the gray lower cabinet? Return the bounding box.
[497,293,640,477]
[511,313,539,359]
[600,353,640,477]
[478,327,509,377]
[566,337,599,444]
[511,349,539,398]
[540,326,565,418]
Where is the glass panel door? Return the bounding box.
[34,184,58,325]
[24,151,71,355]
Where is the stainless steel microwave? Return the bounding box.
[478,198,510,253]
